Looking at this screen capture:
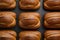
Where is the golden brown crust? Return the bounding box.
[0,12,16,18]
[0,0,16,9]
[0,12,16,28]
[19,31,41,40]
[44,30,60,40]
[19,12,40,29]
[19,0,40,10]
[0,30,16,40]
[44,12,60,28]
[44,0,60,10]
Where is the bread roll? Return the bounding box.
[19,31,41,40]
[19,0,40,10]
[44,30,60,40]
[0,30,16,40]
[0,0,16,9]
[44,12,60,28]
[44,0,60,10]
[0,12,16,28]
[19,12,40,29]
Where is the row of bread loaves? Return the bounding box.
[0,30,60,40]
[0,12,60,29]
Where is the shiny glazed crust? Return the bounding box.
[0,0,16,9]
[44,12,60,28]
[0,30,16,40]
[0,12,16,28]
[44,30,60,40]
[19,31,41,40]
[44,0,60,10]
[19,0,40,10]
[19,12,40,29]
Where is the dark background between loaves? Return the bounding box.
[0,0,56,40]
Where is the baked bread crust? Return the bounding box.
[44,30,60,40]
[19,12,40,29]
[44,12,60,28]
[19,0,40,10]
[0,12,16,28]
[19,31,41,40]
[44,0,60,10]
[0,30,16,40]
[0,0,16,9]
